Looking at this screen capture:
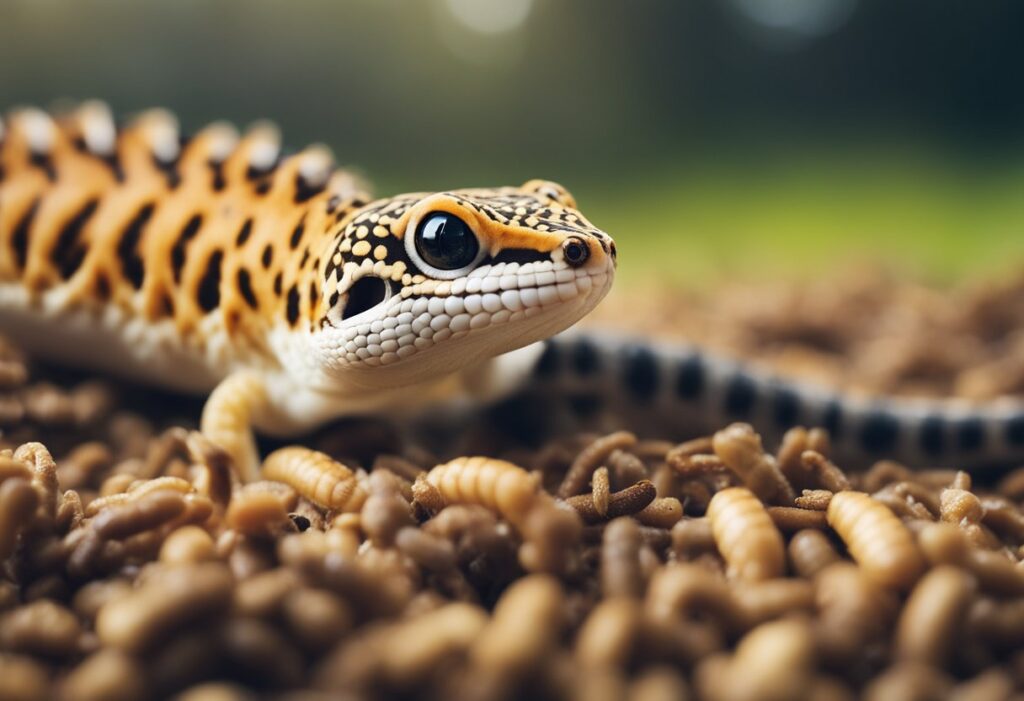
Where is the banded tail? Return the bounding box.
[530,330,1024,470]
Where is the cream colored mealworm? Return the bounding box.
[827,490,925,591]
[706,487,785,581]
[424,456,542,525]
[262,447,366,512]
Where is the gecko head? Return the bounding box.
[313,180,616,388]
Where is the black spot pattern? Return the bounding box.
[171,215,203,284]
[294,174,325,203]
[534,341,559,377]
[622,345,658,401]
[52,199,99,279]
[771,385,801,427]
[1006,415,1024,446]
[209,159,226,191]
[724,372,758,417]
[261,244,273,269]
[235,219,253,246]
[955,417,985,453]
[571,337,600,375]
[117,203,154,290]
[675,354,705,400]
[919,415,946,456]
[197,249,223,313]
[11,197,40,271]
[860,409,900,454]
[237,269,258,310]
[286,285,300,325]
[821,400,843,438]
[568,395,602,418]
[289,220,305,249]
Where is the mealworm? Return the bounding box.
[91,490,187,540]
[706,487,785,581]
[425,456,542,525]
[814,562,896,666]
[0,456,32,483]
[0,599,82,658]
[939,488,983,526]
[470,575,565,679]
[365,603,489,688]
[671,517,716,558]
[558,431,637,499]
[14,441,58,517]
[56,489,85,532]
[827,491,925,590]
[225,481,298,535]
[917,522,1024,596]
[766,506,827,532]
[262,447,366,512]
[699,618,814,701]
[58,650,145,701]
[731,579,815,629]
[793,489,832,511]
[607,449,648,489]
[645,563,739,630]
[85,476,194,516]
[592,466,611,517]
[159,525,216,564]
[0,478,38,560]
[799,450,850,493]
[712,424,795,505]
[635,497,684,528]
[95,562,234,652]
[787,529,840,578]
[565,480,657,524]
[361,470,414,547]
[895,565,975,666]
[575,597,642,669]
[602,517,645,598]
[283,587,354,653]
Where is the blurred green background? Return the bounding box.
[3,0,1023,286]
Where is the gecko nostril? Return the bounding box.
[562,237,590,267]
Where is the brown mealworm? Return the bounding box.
[712,424,795,505]
[558,431,637,498]
[565,480,656,524]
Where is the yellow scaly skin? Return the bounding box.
[0,102,616,478]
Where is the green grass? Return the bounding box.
[575,149,1024,288]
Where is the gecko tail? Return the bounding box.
[526,329,1024,471]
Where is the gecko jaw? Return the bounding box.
[313,256,614,380]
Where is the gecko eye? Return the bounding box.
[414,212,480,271]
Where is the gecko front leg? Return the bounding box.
[201,372,270,483]
[201,371,369,489]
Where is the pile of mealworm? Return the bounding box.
[591,265,1024,400]
[3,276,1024,700]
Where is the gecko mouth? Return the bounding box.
[326,260,614,369]
[342,276,390,321]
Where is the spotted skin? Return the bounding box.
[0,102,616,475]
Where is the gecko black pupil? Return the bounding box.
[563,238,589,267]
[415,212,479,270]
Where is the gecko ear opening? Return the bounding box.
[341,276,390,320]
